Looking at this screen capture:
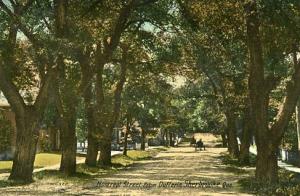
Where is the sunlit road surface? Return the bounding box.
[0,133,253,196]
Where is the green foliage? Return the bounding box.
[0,112,13,152]
[39,137,52,152]
[112,150,153,167]
[282,115,299,150]
[239,170,300,195]
[76,100,88,143]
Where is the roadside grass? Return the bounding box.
[0,153,63,174]
[0,179,29,188]
[111,149,155,167]
[0,148,165,188]
[0,153,86,174]
[223,165,249,174]
[218,153,256,176]
[219,152,256,167]
[238,169,300,195]
[32,148,163,186]
[0,161,12,174]
[34,153,62,168]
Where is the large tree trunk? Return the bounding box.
[49,127,58,151]
[169,132,174,147]
[84,79,98,167]
[54,54,78,176]
[98,130,112,167]
[9,110,38,182]
[85,132,98,167]
[0,0,59,182]
[255,142,278,183]
[245,1,278,183]
[59,113,77,175]
[226,113,239,158]
[141,128,146,150]
[239,110,252,165]
[221,132,228,147]
[161,131,165,145]
[123,130,129,156]
[123,118,130,156]
[54,0,77,176]
[296,101,300,153]
[165,130,169,147]
[98,48,128,165]
[2,9,38,182]
[245,0,300,182]
[78,44,98,167]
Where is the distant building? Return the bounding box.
[0,97,17,160]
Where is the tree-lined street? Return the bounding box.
[0,134,252,196]
[1,0,300,195]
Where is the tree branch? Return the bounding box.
[104,0,136,56]
[0,0,42,47]
[34,66,57,116]
[110,47,128,128]
[271,65,300,146]
[0,57,26,115]
[134,0,158,7]
[19,0,35,15]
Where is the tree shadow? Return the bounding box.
[0,179,30,188]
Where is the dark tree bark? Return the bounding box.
[225,113,239,158]
[141,128,146,150]
[165,130,169,147]
[161,131,166,146]
[0,53,54,182]
[296,101,300,153]
[255,145,278,182]
[169,132,174,147]
[78,49,99,167]
[83,77,99,166]
[54,55,78,175]
[98,47,128,166]
[245,1,277,183]
[0,9,55,180]
[123,130,129,156]
[85,124,98,167]
[295,49,300,158]
[123,116,130,156]
[52,0,79,175]
[59,112,77,175]
[245,1,300,183]
[98,135,112,166]
[49,127,59,151]
[54,0,68,37]
[239,108,252,165]
[93,0,158,166]
[9,108,39,182]
[221,132,228,147]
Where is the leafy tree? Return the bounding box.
[0,0,58,181]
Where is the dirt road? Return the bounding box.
[0,135,252,195]
[78,144,251,195]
